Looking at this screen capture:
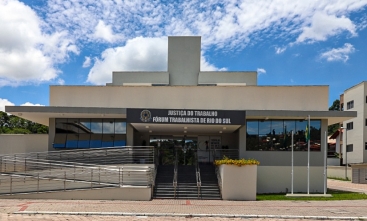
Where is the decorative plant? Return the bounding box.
[214,156,260,166]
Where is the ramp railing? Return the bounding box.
[0,146,155,166]
[0,150,154,195]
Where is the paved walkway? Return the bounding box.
[328,179,367,194]
[0,179,365,221]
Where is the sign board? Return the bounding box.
[127,108,246,125]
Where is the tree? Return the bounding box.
[0,111,48,134]
[328,99,340,135]
[329,99,340,111]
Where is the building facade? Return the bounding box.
[341,82,367,164]
[5,36,355,193]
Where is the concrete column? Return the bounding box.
[126,123,134,146]
[48,118,55,151]
[168,36,201,86]
[239,125,247,158]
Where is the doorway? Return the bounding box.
[150,136,197,165]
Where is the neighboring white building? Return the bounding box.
[341,81,367,164]
[5,36,356,193]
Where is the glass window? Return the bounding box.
[65,133,78,148]
[115,120,126,134]
[53,134,67,148]
[102,134,114,147]
[55,119,68,133]
[67,118,79,133]
[246,119,321,152]
[79,119,91,133]
[246,121,259,150]
[78,134,90,148]
[103,119,114,134]
[114,134,126,146]
[310,120,321,151]
[91,119,103,133]
[90,134,102,148]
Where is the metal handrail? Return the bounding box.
[213,149,239,160]
[0,146,155,166]
[173,149,178,198]
[215,166,223,199]
[195,151,201,199]
[0,150,154,195]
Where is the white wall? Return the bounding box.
[0,134,48,155]
[327,166,352,179]
[343,82,365,163]
[257,166,324,193]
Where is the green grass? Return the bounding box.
[256,189,367,201]
[327,176,351,181]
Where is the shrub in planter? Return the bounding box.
[214,156,260,166]
[215,156,259,201]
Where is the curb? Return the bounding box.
[13,211,367,220]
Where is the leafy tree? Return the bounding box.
[328,99,341,135]
[329,99,340,111]
[0,111,48,134]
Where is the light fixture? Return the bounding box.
[184,127,188,129]
[223,127,226,130]
[145,126,149,129]
[219,131,223,134]
[184,131,187,133]
[265,117,269,120]
[149,130,152,133]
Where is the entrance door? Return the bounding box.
[150,136,197,165]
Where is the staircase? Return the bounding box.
[199,164,221,200]
[153,165,175,199]
[176,165,198,199]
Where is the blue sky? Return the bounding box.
[1,0,367,111]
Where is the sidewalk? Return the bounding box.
[328,179,367,194]
[0,179,365,220]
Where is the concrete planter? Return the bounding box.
[218,164,257,200]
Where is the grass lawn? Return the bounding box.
[256,189,367,201]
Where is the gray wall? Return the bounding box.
[111,72,169,85]
[199,71,257,86]
[0,134,48,155]
[168,36,201,86]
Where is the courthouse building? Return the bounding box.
[5,36,356,193]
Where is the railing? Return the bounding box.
[215,166,223,199]
[195,151,201,199]
[0,153,153,195]
[213,149,239,160]
[173,149,178,198]
[151,147,158,198]
[0,146,155,166]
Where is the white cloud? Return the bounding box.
[201,52,227,71]
[82,56,91,68]
[320,43,355,62]
[0,98,14,112]
[257,68,266,75]
[87,37,224,85]
[44,0,367,50]
[57,78,65,85]
[87,37,168,85]
[21,102,45,106]
[275,47,286,54]
[0,0,78,87]
[297,12,356,43]
[93,20,123,43]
